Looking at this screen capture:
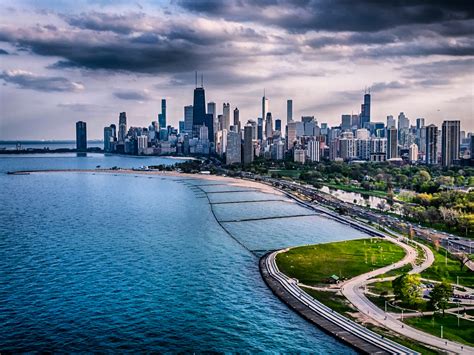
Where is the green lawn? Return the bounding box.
[368,280,393,295]
[377,264,412,278]
[302,288,354,315]
[420,243,474,288]
[276,238,406,286]
[404,313,474,346]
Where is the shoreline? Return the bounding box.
[6,168,282,196]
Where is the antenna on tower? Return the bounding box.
[195,71,197,88]
[201,74,203,88]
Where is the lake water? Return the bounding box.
[0,154,367,352]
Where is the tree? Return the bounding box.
[429,282,451,316]
[393,274,422,306]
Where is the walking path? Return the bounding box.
[340,236,473,354]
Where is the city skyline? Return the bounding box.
[0,0,473,140]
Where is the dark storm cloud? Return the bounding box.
[63,11,146,34]
[177,0,473,33]
[0,49,8,55]
[113,90,150,101]
[0,70,83,92]
[0,12,267,75]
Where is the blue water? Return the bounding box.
[0,154,361,352]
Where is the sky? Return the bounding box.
[0,0,473,140]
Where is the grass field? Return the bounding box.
[368,280,393,295]
[301,288,354,315]
[377,264,412,278]
[276,238,406,286]
[420,243,474,288]
[404,313,474,346]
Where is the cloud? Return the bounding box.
[0,48,8,55]
[63,11,147,34]
[0,15,267,74]
[177,0,474,33]
[400,58,474,84]
[0,70,84,92]
[113,89,150,101]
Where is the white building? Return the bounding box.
[409,143,419,163]
[306,139,320,162]
[294,148,306,163]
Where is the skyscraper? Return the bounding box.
[441,120,460,167]
[257,117,263,141]
[425,124,438,165]
[233,107,240,130]
[222,103,230,131]
[262,93,269,137]
[275,119,281,132]
[243,125,254,165]
[193,87,206,129]
[226,131,241,165]
[265,112,273,139]
[118,112,127,143]
[386,115,395,128]
[387,127,398,159]
[158,99,166,129]
[207,102,217,137]
[76,121,87,152]
[104,125,115,152]
[398,112,409,130]
[416,118,425,130]
[341,114,351,131]
[360,92,371,128]
[184,105,193,134]
[287,99,293,122]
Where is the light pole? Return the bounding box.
[385,300,387,312]
[441,325,443,339]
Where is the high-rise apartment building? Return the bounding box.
[184,105,193,134]
[441,120,460,167]
[158,99,166,129]
[262,94,269,137]
[275,119,281,132]
[118,112,127,143]
[341,114,352,131]
[226,131,241,165]
[222,103,230,131]
[425,124,438,165]
[243,125,254,164]
[76,121,87,152]
[287,99,293,122]
[233,107,240,129]
[265,112,273,139]
[360,93,371,128]
[193,87,206,128]
[387,127,398,159]
[386,115,395,128]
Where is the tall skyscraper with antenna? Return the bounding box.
[262,90,269,139]
[192,72,206,135]
[360,89,371,129]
